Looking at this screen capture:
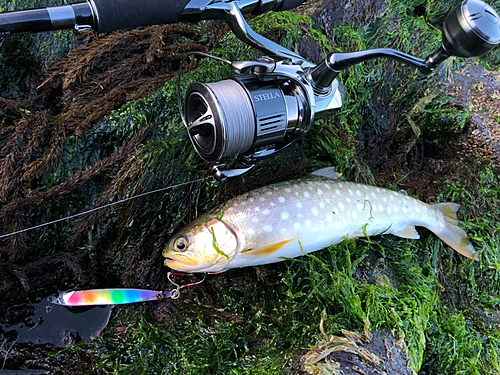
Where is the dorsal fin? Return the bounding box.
[311,167,341,180]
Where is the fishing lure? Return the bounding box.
[52,289,175,306]
[52,273,205,306]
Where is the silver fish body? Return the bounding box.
[163,176,476,273]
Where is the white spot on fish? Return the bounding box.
[295,192,299,196]
[294,222,301,230]
[278,196,286,203]
[416,208,420,213]
[252,216,259,223]
[264,225,273,233]
[335,222,341,228]
[394,207,399,212]
[346,197,351,203]
[326,198,331,204]
[403,207,408,213]
[324,184,331,189]
[255,207,260,212]
[267,191,273,196]
[387,207,392,214]
[311,208,319,216]
[304,191,311,198]
[348,189,353,195]
[248,228,255,235]
[260,197,266,202]
[285,188,291,193]
[336,189,341,195]
[378,205,384,212]
[383,197,387,202]
[356,190,362,196]
[372,205,377,213]
[298,213,303,218]
[296,202,303,209]
[357,204,364,210]
[249,198,255,203]
[327,214,333,222]
[281,211,290,220]
[352,212,357,219]
[270,202,276,207]
[280,228,287,235]
[317,189,323,196]
[339,202,345,211]
[371,192,377,199]
[376,188,381,193]
[294,184,299,189]
[305,220,312,228]
[338,183,343,188]
[320,202,325,209]
[390,195,394,201]
[263,209,270,215]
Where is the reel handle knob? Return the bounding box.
[427,0,500,68]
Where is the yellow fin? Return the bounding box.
[242,239,295,257]
[432,203,478,260]
[349,230,366,239]
[393,225,420,239]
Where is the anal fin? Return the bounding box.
[242,239,295,258]
[393,225,420,239]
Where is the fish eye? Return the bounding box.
[173,237,188,252]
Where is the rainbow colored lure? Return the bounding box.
[52,288,176,306]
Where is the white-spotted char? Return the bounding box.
[163,174,477,273]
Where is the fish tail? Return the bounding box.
[431,203,478,260]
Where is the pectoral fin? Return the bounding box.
[242,239,295,257]
[393,225,420,239]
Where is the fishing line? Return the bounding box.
[0,176,213,240]
[205,79,255,158]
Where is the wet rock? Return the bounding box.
[314,0,389,36]
[303,330,412,375]
[443,62,500,166]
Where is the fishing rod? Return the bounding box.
[1,0,499,184]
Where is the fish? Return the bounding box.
[163,169,477,273]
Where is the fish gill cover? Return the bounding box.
[0,0,500,374]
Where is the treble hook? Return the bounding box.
[167,272,206,299]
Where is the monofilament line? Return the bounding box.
[0,177,212,240]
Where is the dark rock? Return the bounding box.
[443,62,500,166]
[314,0,389,36]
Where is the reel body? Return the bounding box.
[184,59,314,165]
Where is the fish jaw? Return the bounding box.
[163,217,240,273]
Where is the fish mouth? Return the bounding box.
[163,254,198,268]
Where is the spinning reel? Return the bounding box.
[180,0,500,181]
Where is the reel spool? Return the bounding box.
[184,69,311,164]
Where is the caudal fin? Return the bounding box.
[431,203,478,260]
